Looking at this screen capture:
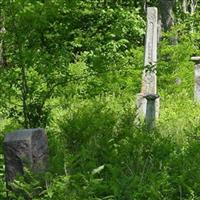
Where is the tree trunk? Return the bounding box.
[159,0,177,44]
[182,0,197,33]
[159,0,176,32]
[190,0,197,14]
[182,0,197,14]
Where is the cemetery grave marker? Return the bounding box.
[137,7,159,120]
[191,56,200,102]
[3,128,48,183]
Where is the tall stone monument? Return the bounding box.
[191,56,200,102]
[4,128,48,183]
[137,7,159,119]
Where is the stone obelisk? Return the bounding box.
[137,7,159,119]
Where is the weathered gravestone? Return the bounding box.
[191,56,200,102]
[3,128,48,183]
[144,94,159,129]
[136,7,159,119]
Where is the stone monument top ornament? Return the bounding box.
[143,93,159,101]
[191,56,200,63]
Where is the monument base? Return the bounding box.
[135,93,160,121]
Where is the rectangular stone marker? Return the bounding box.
[194,63,200,101]
[3,128,48,182]
[191,56,200,102]
[136,7,159,119]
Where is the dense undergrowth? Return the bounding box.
[2,91,200,200]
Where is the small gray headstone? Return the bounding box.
[3,128,48,182]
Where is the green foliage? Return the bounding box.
[0,154,6,200]
[2,0,200,199]
[1,0,145,128]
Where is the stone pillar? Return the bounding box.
[137,7,159,119]
[3,128,48,183]
[143,7,158,94]
[144,94,159,129]
[191,56,200,102]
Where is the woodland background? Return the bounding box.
[1,0,200,199]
